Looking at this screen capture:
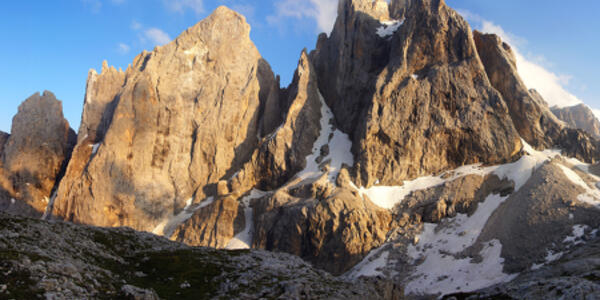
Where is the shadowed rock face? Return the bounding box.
[552,104,600,139]
[473,31,563,149]
[78,61,126,144]
[474,31,600,163]
[52,6,278,231]
[0,91,76,217]
[0,132,8,155]
[311,0,522,187]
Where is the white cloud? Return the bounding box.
[144,28,172,46]
[267,0,338,34]
[164,0,204,15]
[117,43,130,54]
[459,10,583,108]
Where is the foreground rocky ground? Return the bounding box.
[0,213,398,299]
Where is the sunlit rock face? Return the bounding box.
[0,91,76,217]
[311,0,523,188]
[52,6,278,232]
[552,103,600,140]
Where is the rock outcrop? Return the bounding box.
[0,91,76,217]
[78,61,126,144]
[311,0,522,187]
[0,131,8,155]
[252,171,392,275]
[474,31,600,163]
[229,51,325,193]
[52,6,278,231]
[552,103,600,139]
[473,31,563,149]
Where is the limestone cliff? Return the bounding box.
[552,104,600,139]
[311,0,523,187]
[52,6,278,231]
[0,91,76,217]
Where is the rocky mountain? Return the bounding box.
[2,0,600,299]
[552,103,600,139]
[0,91,76,218]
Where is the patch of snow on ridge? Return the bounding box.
[357,139,558,210]
[563,224,589,245]
[346,248,390,278]
[41,191,57,220]
[91,143,100,155]
[152,196,215,237]
[226,189,267,250]
[376,19,403,38]
[296,91,354,182]
[557,164,600,207]
[405,194,517,296]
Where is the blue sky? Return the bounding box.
[1,0,599,133]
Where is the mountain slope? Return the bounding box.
[552,103,600,139]
[0,212,395,299]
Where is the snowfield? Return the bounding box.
[297,91,354,183]
[226,189,267,250]
[376,19,404,38]
[348,139,600,296]
[152,196,215,237]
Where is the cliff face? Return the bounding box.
[0,91,75,218]
[52,7,278,231]
[474,31,600,163]
[311,0,522,187]
[552,104,600,139]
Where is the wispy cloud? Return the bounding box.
[117,43,130,54]
[459,10,582,108]
[164,0,204,15]
[130,21,171,47]
[267,0,338,34]
[144,28,172,46]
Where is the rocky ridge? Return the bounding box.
[552,103,600,140]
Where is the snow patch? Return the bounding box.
[346,248,389,278]
[226,189,267,250]
[557,164,600,208]
[41,191,57,220]
[357,139,558,210]
[563,224,589,245]
[152,196,215,237]
[296,91,354,182]
[90,143,100,155]
[405,194,517,296]
[376,19,404,38]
